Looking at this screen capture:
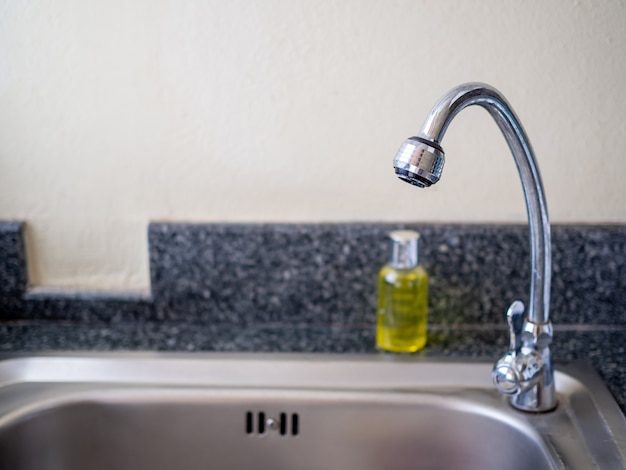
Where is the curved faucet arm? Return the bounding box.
[419,83,551,325]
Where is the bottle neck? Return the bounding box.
[389,230,419,269]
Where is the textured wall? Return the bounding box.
[1,1,625,291]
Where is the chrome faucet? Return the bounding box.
[392,82,556,412]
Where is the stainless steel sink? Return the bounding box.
[0,354,624,470]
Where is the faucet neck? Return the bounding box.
[420,83,551,324]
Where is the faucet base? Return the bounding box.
[492,303,557,412]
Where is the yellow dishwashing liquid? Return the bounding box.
[376,230,428,353]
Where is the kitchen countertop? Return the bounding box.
[1,321,624,413]
[2,221,625,414]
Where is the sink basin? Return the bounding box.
[0,353,624,470]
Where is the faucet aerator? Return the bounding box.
[394,170,430,188]
[393,137,445,188]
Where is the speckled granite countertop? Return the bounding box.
[1,222,625,412]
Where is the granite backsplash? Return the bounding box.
[1,221,625,328]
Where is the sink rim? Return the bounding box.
[0,353,625,470]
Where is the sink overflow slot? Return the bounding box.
[246,411,299,436]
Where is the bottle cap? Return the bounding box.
[389,230,420,269]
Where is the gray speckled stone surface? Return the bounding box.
[0,222,26,317]
[1,221,625,412]
[149,223,626,326]
[149,223,391,325]
[23,290,155,323]
[3,222,625,327]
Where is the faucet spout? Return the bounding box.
[393,82,556,412]
[395,82,550,325]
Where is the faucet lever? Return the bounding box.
[506,301,525,354]
[493,301,542,399]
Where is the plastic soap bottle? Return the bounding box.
[376,230,428,353]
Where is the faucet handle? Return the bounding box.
[505,300,525,353]
[493,300,543,398]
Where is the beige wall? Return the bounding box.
[1,0,625,292]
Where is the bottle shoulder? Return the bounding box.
[379,264,428,284]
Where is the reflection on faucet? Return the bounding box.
[392,83,556,412]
